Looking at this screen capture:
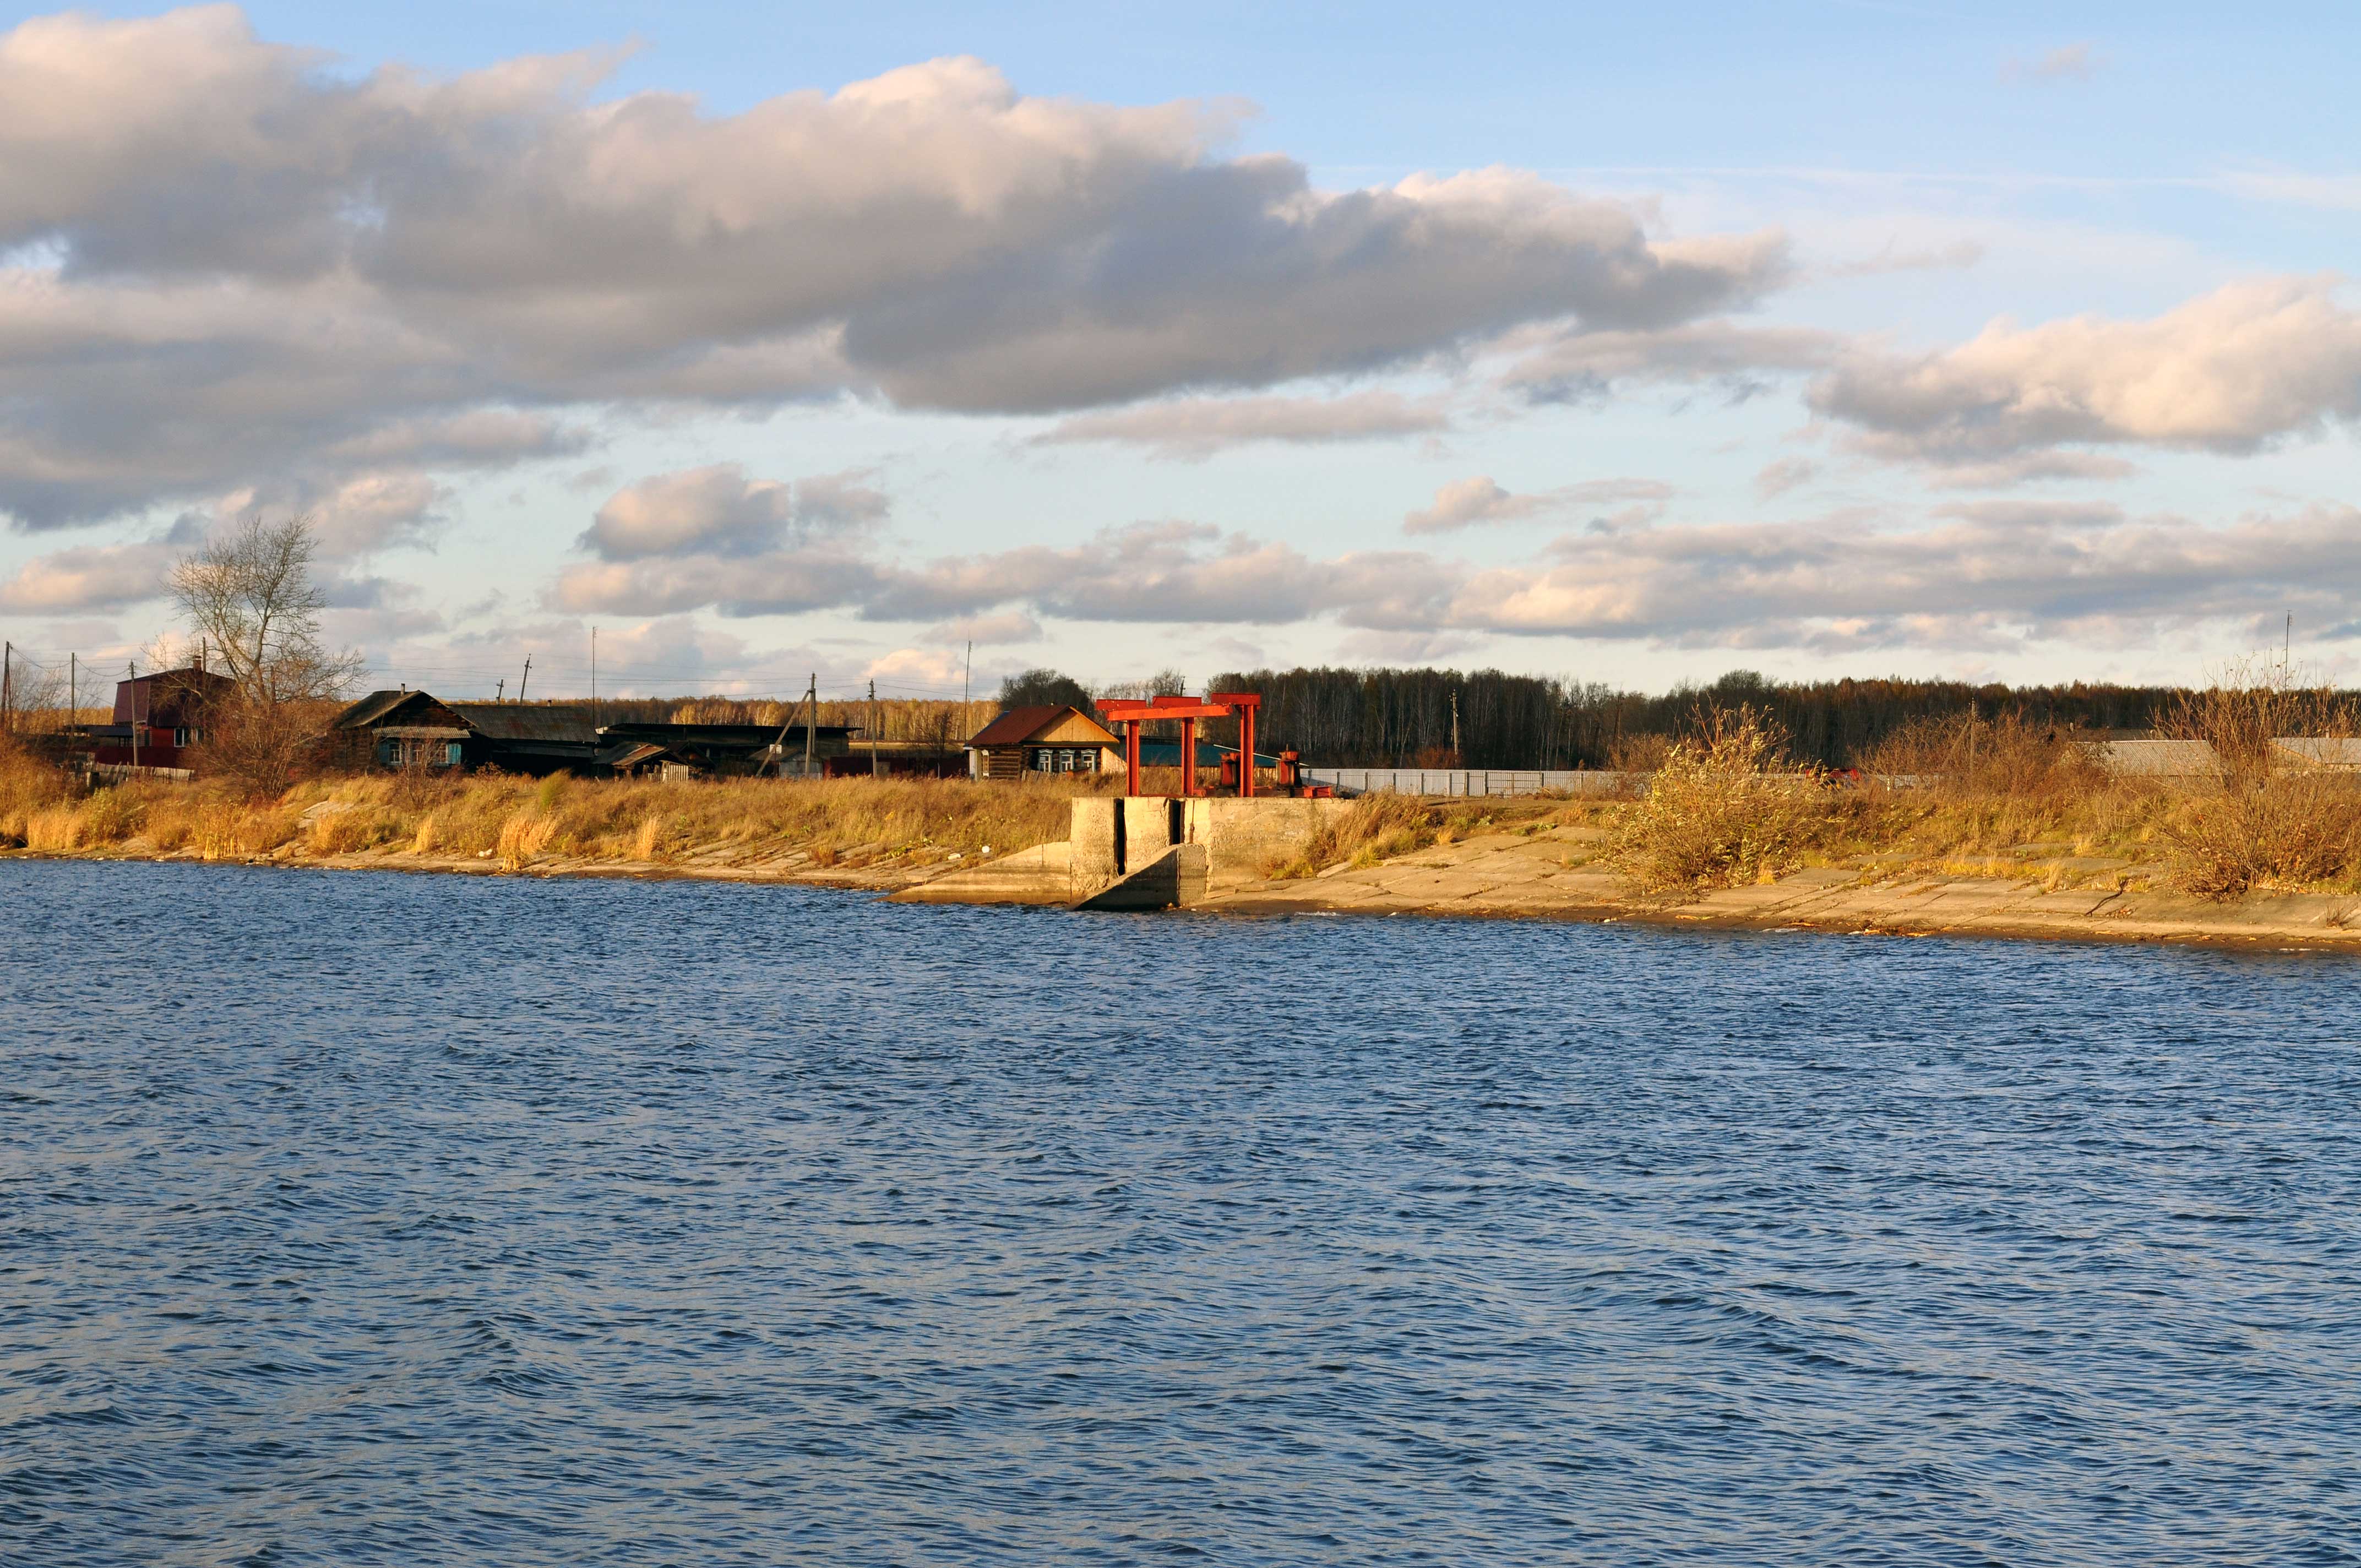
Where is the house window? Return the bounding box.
[445,742,464,766]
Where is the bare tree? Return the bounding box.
[170,515,365,794]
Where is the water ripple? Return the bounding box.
[3,859,2358,1564]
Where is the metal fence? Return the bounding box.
[1303,768,1640,799]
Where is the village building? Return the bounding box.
[84,666,235,772]
[329,690,856,777]
[963,705,1123,780]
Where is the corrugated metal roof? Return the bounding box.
[967,705,1069,748]
[444,703,597,743]
[600,722,855,744]
[2272,736,2361,768]
[2096,739,2223,776]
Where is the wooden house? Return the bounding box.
[85,666,234,771]
[329,690,857,776]
[963,705,1122,780]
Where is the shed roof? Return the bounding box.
[600,721,856,745]
[2272,736,2361,768]
[444,702,597,743]
[2096,739,2223,776]
[965,704,1120,750]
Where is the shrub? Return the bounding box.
[2163,774,2361,900]
[2160,657,2359,787]
[1608,707,1830,894]
[1860,711,2106,801]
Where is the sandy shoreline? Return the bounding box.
[15,820,2361,955]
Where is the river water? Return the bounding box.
[3,859,2357,1565]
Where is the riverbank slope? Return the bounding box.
[14,805,2358,951]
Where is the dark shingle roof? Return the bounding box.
[332,690,416,729]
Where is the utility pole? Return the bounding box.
[2286,612,2293,671]
[496,678,505,703]
[2,641,12,732]
[1450,688,1460,760]
[962,640,972,731]
[519,656,531,703]
[803,673,817,778]
[69,652,76,724]
[763,677,813,777]
[590,629,597,731]
[869,678,879,777]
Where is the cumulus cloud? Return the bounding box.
[545,462,2361,657]
[1811,277,2361,462]
[1503,320,1840,403]
[1433,502,2361,650]
[1402,474,1673,535]
[575,465,883,561]
[0,533,182,611]
[0,7,1787,527]
[1030,391,1449,459]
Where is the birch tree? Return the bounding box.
[169,516,364,792]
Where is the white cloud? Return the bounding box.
[575,464,883,562]
[1502,320,1840,403]
[0,533,180,611]
[1402,474,1673,535]
[1435,502,2361,649]
[1812,277,2361,461]
[923,611,1042,645]
[1030,391,1449,459]
[0,8,1788,526]
[544,466,2361,657]
[862,646,969,687]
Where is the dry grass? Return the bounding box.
[1266,792,1436,878]
[9,724,2361,905]
[0,742,1091,874]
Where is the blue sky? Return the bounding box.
[0,2,2355,703]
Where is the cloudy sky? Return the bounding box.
[1,1,2357,704]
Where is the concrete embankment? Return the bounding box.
[884,796,2361,951]
[1206,820,2361,951]
[888,794,1348,910]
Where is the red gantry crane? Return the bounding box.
[1095,692,1263,799]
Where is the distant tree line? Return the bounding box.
[1185,666,2221,769]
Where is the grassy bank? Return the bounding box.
[1558,711,2361,901]
[0,743,1107,874]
